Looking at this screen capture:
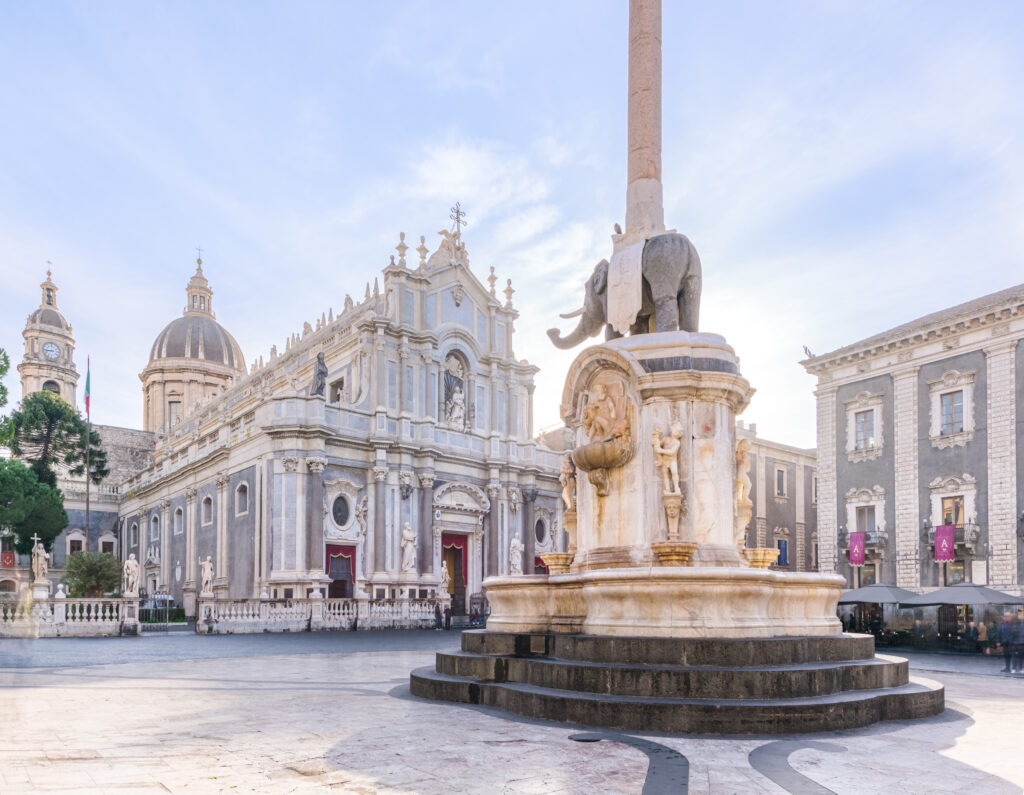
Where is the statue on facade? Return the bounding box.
[559,456,576,512]
[122,553,140,595]
[355,496,368,538]
[439,560,451,595]
[401,522,417,572]
[199,556,215,595]
[311,352,328,397]
[651,421,685,494]
[509,533,524,575]
[446,385,465,426]
[736,438,753,507]
[31,539,49,583]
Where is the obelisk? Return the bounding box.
[624,0,664,235]
[607,0,666,336]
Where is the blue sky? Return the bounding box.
[2,1,1023,449]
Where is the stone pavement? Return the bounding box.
[1,632,1023,793]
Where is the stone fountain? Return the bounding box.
[411,0,943,733]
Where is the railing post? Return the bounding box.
[122,595,140,636]
[53,584,67,629]
[309,591,324,632]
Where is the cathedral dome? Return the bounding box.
[148,314,244,370]
[27,306,70,330]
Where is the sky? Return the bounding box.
[2,1,1023,450]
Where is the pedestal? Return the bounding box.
[32,579,50,601]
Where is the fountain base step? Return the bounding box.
[409,630,944,734]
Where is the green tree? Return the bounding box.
[63,550,121,597]
[2,391,108,488]
[0,347,9,410]
[0,458,68,554]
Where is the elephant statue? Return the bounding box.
[547,232,702,349]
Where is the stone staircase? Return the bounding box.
[410,630,944,734]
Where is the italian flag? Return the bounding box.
[85,357,91,418]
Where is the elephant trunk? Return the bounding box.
[547,319,599,350]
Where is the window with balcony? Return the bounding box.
[929,370,974,449]
[941,495,965,528]
[856,505,876,534]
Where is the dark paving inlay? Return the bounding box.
[569,732,689,794]
[748,739,846,795]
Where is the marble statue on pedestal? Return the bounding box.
[446,386,465,425]
[509,533,524,575]
[199,556,214,595]
[559,457,576,512]
[652,421,684,493]
[439,560,451,594]
[401,522,417,572]
[122,553,140,595]
[31,539,49,583]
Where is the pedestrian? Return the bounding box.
[1014,613,1024,674]
[433,602,442,631]
[977,620,989,652]
[444,604,452,631]
[471,608,480,627]
[998,612,1016,672]
[965,621,979,653]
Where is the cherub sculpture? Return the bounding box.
[651,421,685,494]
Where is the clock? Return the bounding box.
[42,342,60,360]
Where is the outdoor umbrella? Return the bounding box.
[899,582,1024,607]
[838,583,917,604]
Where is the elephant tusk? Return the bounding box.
[559,308,585,319]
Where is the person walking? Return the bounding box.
[433,602,442,631]
[977,620,988,653]
[1013,613,1024,674]
[444,604,452,631]
[998,613,1016,672]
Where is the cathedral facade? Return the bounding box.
[3,228,564,616]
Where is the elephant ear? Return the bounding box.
[593,259,610,294]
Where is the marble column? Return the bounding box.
[373,466,388,573]
[625,0,664,234]
[486,483,500,578]
[522,488,538,574]
[306,457,327,574]
[214,472,229,593]
[159,499,170,589]
[419,473,436,575]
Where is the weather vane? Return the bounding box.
[195,245,203,264]
[450,202,468,236]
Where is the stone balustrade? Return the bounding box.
[195,597,440,634]
[0,596,136,638]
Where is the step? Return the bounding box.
[410,666,944,735]
[435,650,909,699]
[461,630,876,666]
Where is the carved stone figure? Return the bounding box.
[401,522,417,572]
[311,352,328,397]
[439,560,451,594]
[509,533,524,575]
[559,457,576,512]
[199,556,214,595]
[581,384,630,444]
[652,421,684,494]
[31,540,49,582]
[122,553,140,595]
[446,385,465,425]
[736,438,753,506]
[547,233,702,348]
[355,496,368,537]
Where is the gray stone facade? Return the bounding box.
[804,283,1024,594]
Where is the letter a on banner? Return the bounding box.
[934,525,956,562]
[849,531,866,566]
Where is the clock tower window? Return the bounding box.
[42,380,60,395]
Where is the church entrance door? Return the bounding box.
[443,545,466,615]
[326,545,355,599]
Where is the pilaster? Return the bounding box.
[986,340,1017,587]
[893,366,920,588]
[815,383,838,574]
[419,473,436,575]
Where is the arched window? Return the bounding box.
[45,288,54,306]
[0,580,16,593]
[235,483,249,516]
[67,528,85,556]
[174,507,184,535]
[130,523,138,547]
[202,496,213,525]
[42,380,60,395]
[150,515,160,541]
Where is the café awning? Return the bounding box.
[838,584,917,605]
[900,583,1024,607]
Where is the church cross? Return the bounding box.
[449,202,468,236]
[30,533,41,547]
[195,246,203,264]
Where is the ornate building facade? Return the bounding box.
[116,228,563,615]
[803,284,1024,594]
[3,229,564,612]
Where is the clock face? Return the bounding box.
[42,342,60,360]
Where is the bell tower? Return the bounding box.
[18,270,79,409]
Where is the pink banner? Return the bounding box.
[935,525,956,562]
[849,532,866,566]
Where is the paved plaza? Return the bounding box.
[1,632,1023,794]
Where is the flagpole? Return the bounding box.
[85,356,91,550]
